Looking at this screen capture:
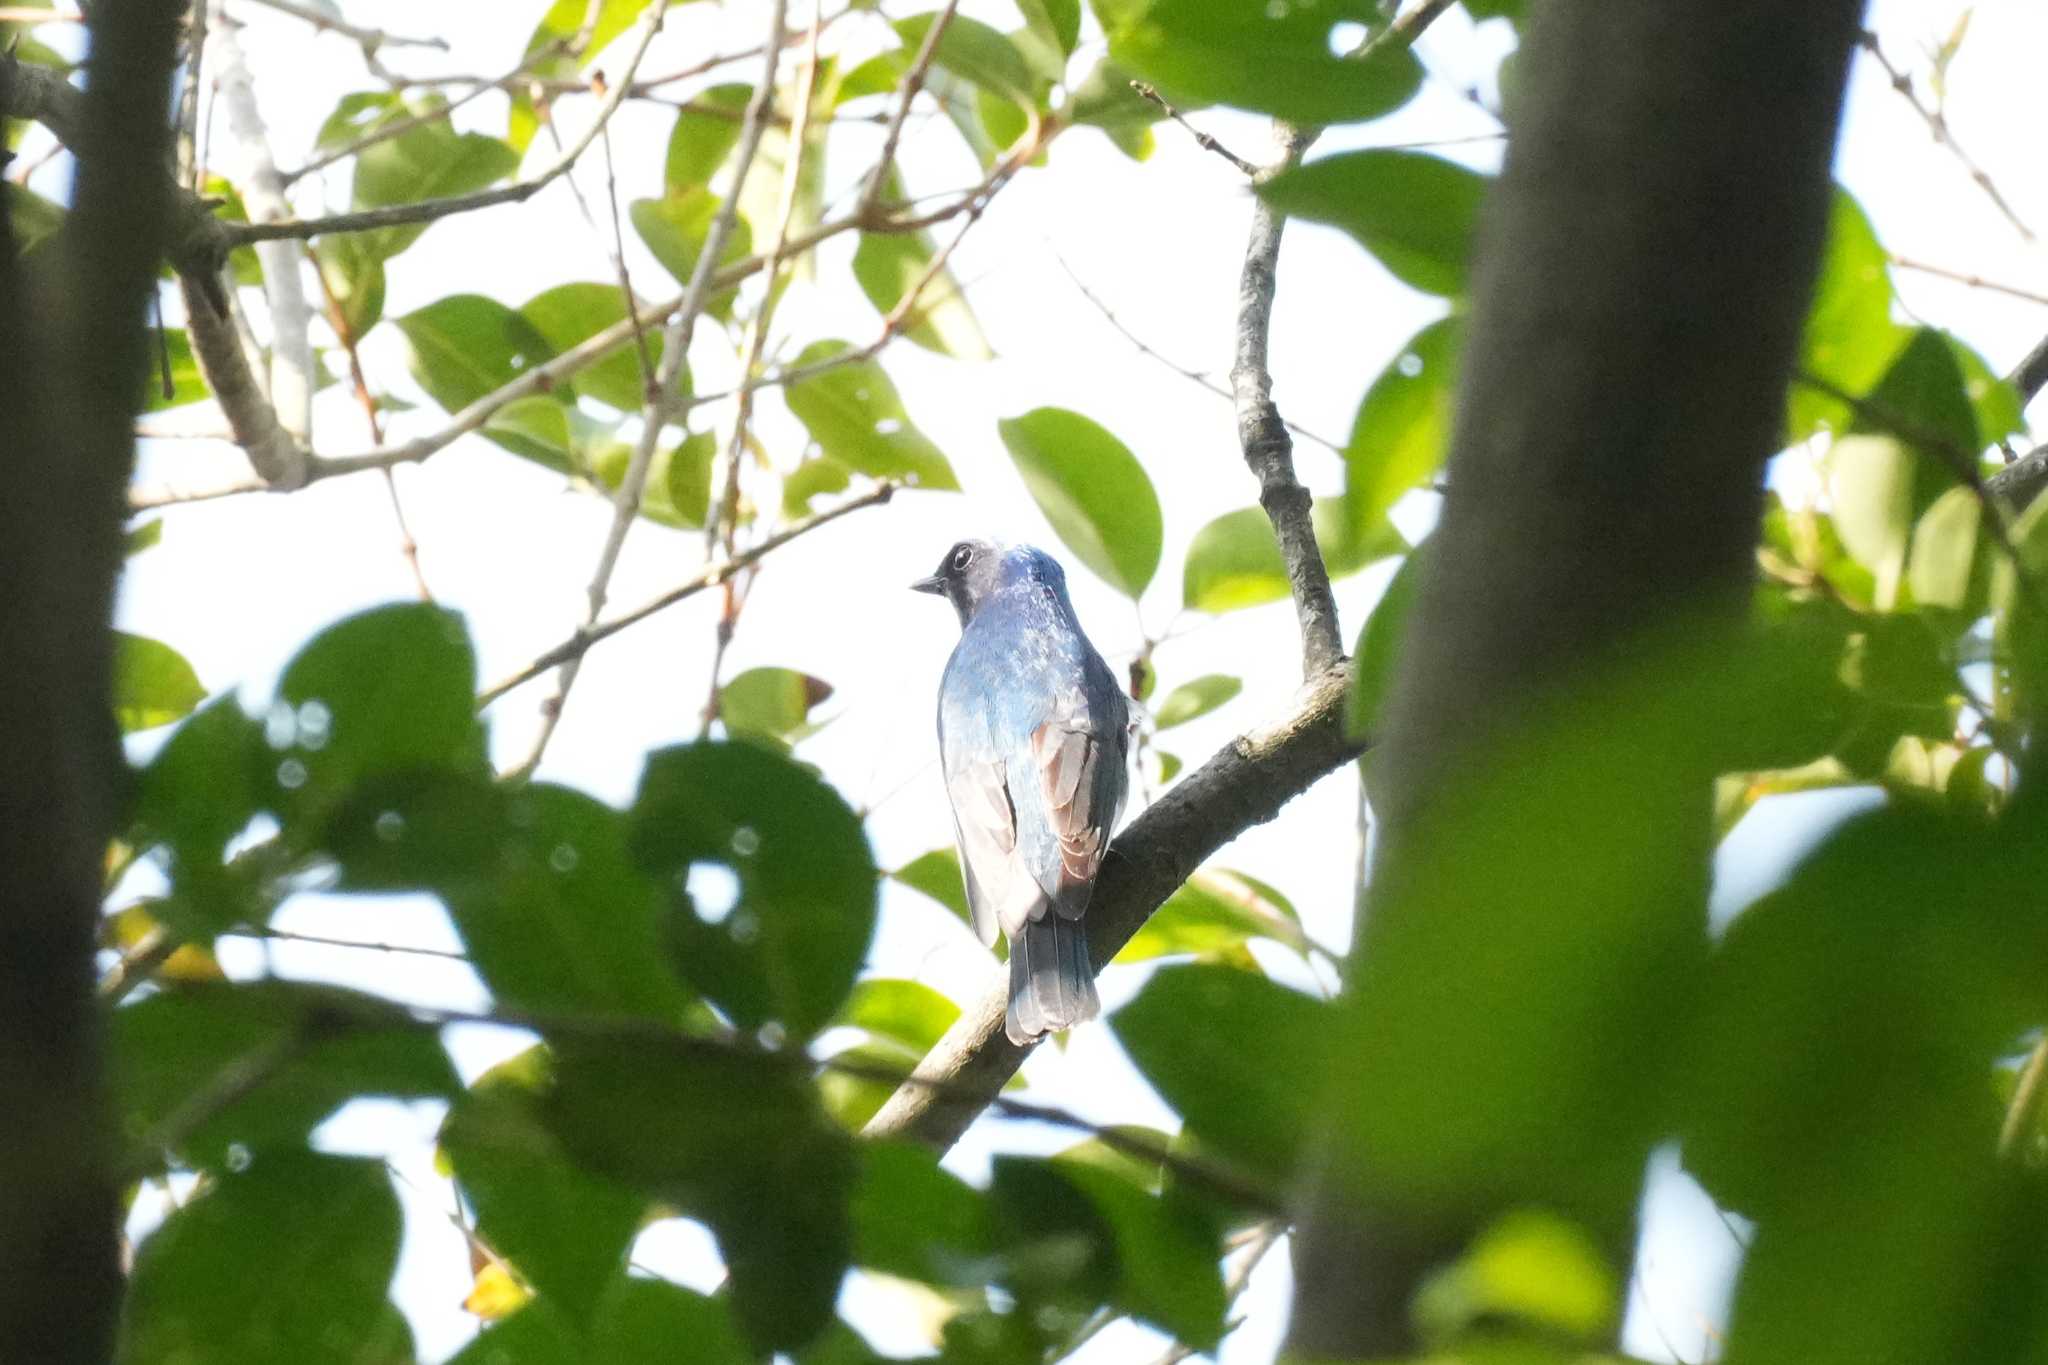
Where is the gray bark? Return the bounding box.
[1286,0,1865,1355]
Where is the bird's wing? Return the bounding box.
[942,749,1041,948]
[1029,702,1126,921]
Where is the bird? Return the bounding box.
[912,539,1131,1047]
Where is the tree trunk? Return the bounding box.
[0,1,186,1358]
[1286,0,1864,1354]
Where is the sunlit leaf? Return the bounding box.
[1153,675,1240,729]
[114,630,205,733]
[520,281,663,412]
[997,407,1162,598]
[1345,318,1461,539]
[1182,503,1404,613]
[719,667,834,744]
[852,229,992,360]
[352,123,518,258]
[1262,152,1487,297]
[666,84,751,191]
[785,341,958,490]
[630,189,753,319]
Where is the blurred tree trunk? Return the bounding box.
[1286,0,1864,1355]
[0,1,186,1358]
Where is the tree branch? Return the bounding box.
[0,0,185,1355]
[862,664,1365,1150]
[1234,121,1344,680]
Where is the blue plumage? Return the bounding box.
[913,540,1130,1045]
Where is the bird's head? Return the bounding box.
[911,538,1007,626]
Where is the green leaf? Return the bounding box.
[1858,327,1979,462]
[1907,486,1986,614]
[631,189,753,318]
[1789,189,1906,441]
[440,1047,646,1326]
[664,430,717,527]
[142,329,208,411]
[1117,868,1307,963]
[1413,1209,1619,1345]
[273,603,483,821]
[2,184,64,253]
[666,84,752,191]
[1107,0,1423,125]
[1182,502,1404,613]
[545,1039,857,1353]
[114,631,205,733]
[891,847,972,927]
[1946,333,2025,448]
[520,282,663,412]
[719,667,834,744]
[997,408,1162,598]
[1020,0,1081,54]
[116,982,460,1172]
[895,12,1038,105]
[1113,965,1333,1182]
[1066,56,1168,157]
[785,341,958,490]
[313,233,387,338]
[628,741,878,1040]
[450,1282,754,1365]
[328,777,693,1022]
[351,123,518,258]
[851,1141,994,1285]
[1051,1157,1227,1347]
[132,696,270,884]
[837,978,960,1054]
[1262,152,1488,297]
[1351,549,1424,736]
[1827,434,1917,609]
[1345,317,1461,538]
[1153,675,1240,729]
[313,89,408,155]
[396,294,556,415]
[521,0,655,66]
[124,1153,401,1365]
[853,230,993,360]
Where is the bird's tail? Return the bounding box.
[1006,913,1099,1046]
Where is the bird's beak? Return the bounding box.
[909,574,945,595]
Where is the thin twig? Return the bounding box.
[858,0,958,220]
[238,0,447,55]
[510,0,791,780]
[599,119,655,390]
[1053,252,1344,457]
[1234,121,1344,678]
[477,482,895,708]
[1889,254,2048,308]
[1859,29,2033,243]
[220,4,662,248]
[1130,80,1259,177]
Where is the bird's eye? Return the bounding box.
[950,545,974,572]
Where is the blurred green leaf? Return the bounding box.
[520,282,662,412]
[142,329,208,412]
[666,84,751,191]
[1346,317,1461,538]
[1789,189,1905,441]
[997,407,1162,598]
[440,1047,645,1326]
[1351,550,1424,737]
[1413,1209,1620,1347]
[1827,434,1916,609]
[396,293,556,417]
[273,603,483,821]
[1066,56,1167,159]
[451,1282,754,1365]
[1946,333,2025,448]
[114,630,205,733]
[892,847,973,927]
[1051,1157,1226,1347]
[132,696,270,884]
[1153,675,1241,729]
[123,1153,401,1365]
[719,666,834,744]
[352,123,517,258]
[1107,0,1423,124]
[853,229,992,360]
[1114,965,1331,1182]
[1262,152,1488,296]
[628,741,878,1040]
[896,13,1038,106]
[851,1140,995,1286]
[3,184,64,253]
[115,982,460,1173]
[630,188,752,319]
[1182,502,1404,613]
[1020,0,1081,55]
[314,232,387,338]
[546,1038,857,1353]
[521,0,655,67]
[837,978,960,1054]
[785,341,958,490]
[1908,485,1988,614]
[1117,869,1306,963]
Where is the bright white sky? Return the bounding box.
[45,0,2046,1358]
